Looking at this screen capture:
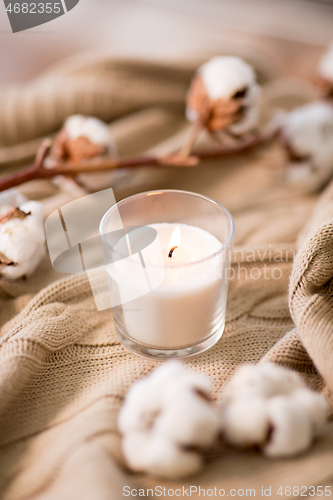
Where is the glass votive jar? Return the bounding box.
[99,189,234,359]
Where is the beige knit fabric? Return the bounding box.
[0,55,333,499]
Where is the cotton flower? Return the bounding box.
[122,433,202,479]
[0,201,45,279]
[52,115,116,163]
[317,43,333,99]
[186,56,261,137]
[118,361,219,479]
[219,363,328,457]
[219,396,269,447]
[265,396,312,458]
[50,115,117,191]
[280,101,333,191]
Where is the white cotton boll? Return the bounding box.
[200,57,261,135]
[219,363,325,458]
[264,396,312,458]
[63,115,118,191]
[258,363,305,396]
[143,435,202,479]
[221,364,278,402]
[318,43,333,82]
[284,102,333,154]
[119,362,214,435]
[222,363,304,400]
[1,245,46,280]
[65,115,112,147]
[122,431,150,472]
[144,362,212,405]
[118,363,192,435]
[118,363,193,434]
[0,215,45,264]
[146,361,186,393]
[20,201,45,223]
[140,362,189,408]
[122,432,202,479]
[199,57,256,100]
[221,365,268,401]
[283,102,333,180]
[117,378,161,434]
[284,102,333,164]
[220,397,269,447]
[222,364,304,403]
[0,202,45,280]
[119,362,219,478]
[162,371,212,405]
[293,389,328,437]
[170,370,212,397]
[187,56,260,136]
[154,390,219,448]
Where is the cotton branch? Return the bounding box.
[0,133,268,193]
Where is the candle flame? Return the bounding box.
[170,226,181,248]
[168,226,181,258]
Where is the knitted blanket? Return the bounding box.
[0,55,332,499]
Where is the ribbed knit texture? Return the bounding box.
[0,55,332,499]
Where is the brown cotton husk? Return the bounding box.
[186,75,244,132]
[52,130,107,163]
[0,252,15,266]
[0,207,30,224]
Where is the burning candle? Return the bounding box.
[100,190,234,359]
[168,226,181,259]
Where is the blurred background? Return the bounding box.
[1,0,333,85]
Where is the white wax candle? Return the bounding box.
[107,223,225,349]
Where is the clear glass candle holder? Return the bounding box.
[99,190,234,359]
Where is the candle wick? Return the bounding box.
[168,246,178,258]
